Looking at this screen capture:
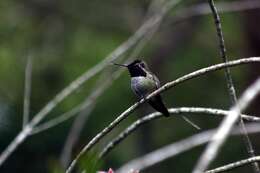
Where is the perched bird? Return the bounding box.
[113,59,170,117]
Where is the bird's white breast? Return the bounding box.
[131,76,156,98]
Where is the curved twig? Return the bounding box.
[206,156,260,173]
[99,107,260,158]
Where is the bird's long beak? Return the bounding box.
[112,62,128,67]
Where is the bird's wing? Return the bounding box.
[148,95,169,117]
[139,64,161,88]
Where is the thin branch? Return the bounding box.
[23,56,33,129]
[31,75,113,135]
[208,0,259,171]
[192,77,260,173]
[99,107,260,158]
[208,0,235,107]
[115,122,260,173]
[206,156,260,173]
[65,57,260,173]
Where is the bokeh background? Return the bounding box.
[0,0,260,172]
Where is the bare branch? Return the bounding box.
[23,56,33,129]
[208,0,235,110]
[99,107,260,158]
[206,156,260,173]
[31,76,112,135]
[65,57,260,173]
[208,0,259,171]
[116,122,260,173]
[192,77,260,173]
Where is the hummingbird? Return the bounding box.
[113,59,170,117]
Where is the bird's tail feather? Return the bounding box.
[148,95,170,117]
[148,96,201,129]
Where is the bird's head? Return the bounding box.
[112,59,147,77]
